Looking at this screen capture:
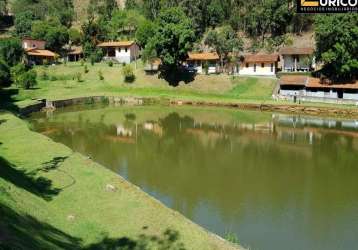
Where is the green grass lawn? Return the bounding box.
[0,112,241,250]
[7,61,277,108]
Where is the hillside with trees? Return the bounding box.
[0,0,357,82]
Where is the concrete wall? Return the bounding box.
[104,44,140,64]
[280,87,358,101]
[239,62,275,76]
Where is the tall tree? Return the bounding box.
[205,26,243,69]
[31,18,69,52]
[0,38,23,67]
[147,7,195,68]
[315,14,358,81]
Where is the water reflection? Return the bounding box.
[29,106,358,250]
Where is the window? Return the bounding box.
[254,64,256,72]
[246,63,249,68]
[261,63,264,68]
[118,48,121,52]
[270,63,274,72]
[125,48,128,52]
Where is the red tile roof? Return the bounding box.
[187,52,219,61]
[97,41,135,47]
[279,75,308,86]
[306,78,358,89]
[279,47,314,55]
[244,54,279,63]
[279,75,358,89]
[26,49,57,57]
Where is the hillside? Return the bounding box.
[73,0,125,25]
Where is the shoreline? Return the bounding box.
[16,95,358,119]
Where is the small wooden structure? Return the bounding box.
[67,46,83,62]
[186,52,220,74]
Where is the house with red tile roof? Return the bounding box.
[186,52,220,74]
[279,47,315,72]
[22,38,58,65]
[238,53,279,76]
[279,75,358,101]
[97,41,139,64]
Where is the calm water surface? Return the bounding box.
[28,105,358,250]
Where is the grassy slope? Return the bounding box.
[0,112,241,250]
[11,61,276,108]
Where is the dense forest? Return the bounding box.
[0,0,357,81]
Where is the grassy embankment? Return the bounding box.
[4,61,356,111]
[0,112,241,250]
[7,61,277,109]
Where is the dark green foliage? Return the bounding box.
[0,38,23,67]
[31,18,69,53]
[12,0,74,27]
[0,59,10,87]
[108,61,113,67]
[315,14,358,81]
[205,26,243,67]
[84,65,89,73]
[68,28,82,45]
[122,64,135,83]
[14,10,36,38]
[135,20,155,47]
[98,70,104,80]
[18,69,37,89]
[207,0,224,28]
[10,63,26,86]
[147,7,195,67]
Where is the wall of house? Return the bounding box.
[189,61,218,74]
[280,87,358,101]
[239,62,275,76]
[23,40,46,50]
[103,44,140,64]
[343,92,358,100]
[282,55,313,72]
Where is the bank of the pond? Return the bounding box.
[15,95,358,119]
[0,112,241,250]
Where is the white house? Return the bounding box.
[279,47,315,72]
[239,54,279,76]
[187,52,220,74]
[97,41,140,64]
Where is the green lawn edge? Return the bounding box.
[0,112,242,250]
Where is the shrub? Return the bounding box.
[84,65,89,74]
[203,61,209,75]
[80,59,85,66]
[108,61,113,67]
[98,70,104,80]
[75,72,83,82]
[50,75,58,81]
[90,55,95,66]
[122,64,135,83]
[10,63,27,86]
[0,59,11,87]
[40,70,49,80]
[19,70,37,89]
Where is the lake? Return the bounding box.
[28,105,358,250]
